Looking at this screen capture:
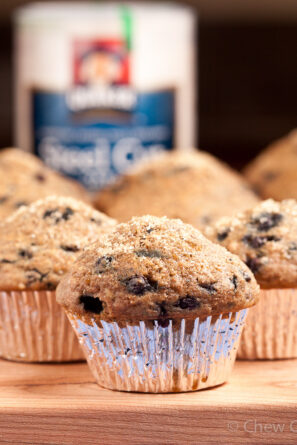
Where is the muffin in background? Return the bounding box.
[94,151,259,230]
[0,148,91,218]
[244,130,297,200]
[57,215,259,393]
[0,195,116,362]
[206,199,297,359]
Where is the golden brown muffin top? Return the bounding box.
[244,130,297,200]
[94,151,259,230]
[57,215,259,323]
[206,199,297,289]
[0,148,91,219]
[0,196,116,291]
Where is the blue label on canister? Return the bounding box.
[33,87,175,189]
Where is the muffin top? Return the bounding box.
[57,215,259,324]
[244,130,297,200]
[206,199,297,289]
[94,151,259,230]
[0,148,91,219]
[0,196,116,291]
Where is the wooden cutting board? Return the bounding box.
[0,358,296,445]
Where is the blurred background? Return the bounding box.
[1,0,297,169]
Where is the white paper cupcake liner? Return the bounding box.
[237,288,297,360]
[67,309,248,393]
[0,290,85,362]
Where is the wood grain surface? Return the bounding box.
[0,358,296,444]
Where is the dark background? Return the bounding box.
[1,0,297,168]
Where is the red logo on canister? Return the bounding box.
[73,39,130,86]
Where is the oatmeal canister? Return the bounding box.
[14,3,196,190]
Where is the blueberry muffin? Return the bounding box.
[206,199,297,359]
[0,148,91,219]
[94,151,259,229]
[244,130,297,200]
[0,195,116,362]
[57,215,259,392]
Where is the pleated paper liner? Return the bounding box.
[237,288,297,360]
[0,290,84,362]
[67,309,248,393]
